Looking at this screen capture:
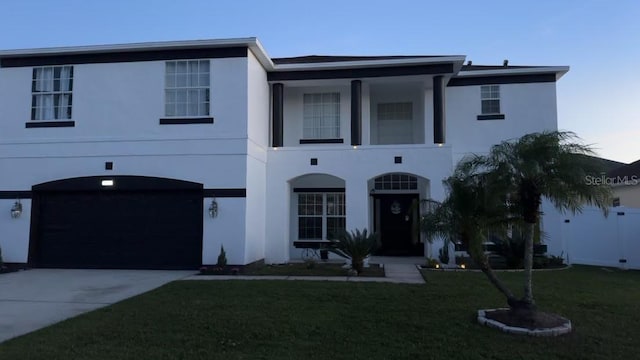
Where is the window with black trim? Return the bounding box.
[165,60,210,117]
[298,192,345,240]
[31,66,73,120]
[303,92,340,140]
[481,85,500,114]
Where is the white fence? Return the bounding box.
[563,206,640,270]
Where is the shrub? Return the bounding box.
[425,258,440,269]
[326,228,379,274]
[533,255,550,269]
[438,245,450,264]
[548,253,565,267]
[217,245,228,268]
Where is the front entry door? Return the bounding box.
[374,194,421,256]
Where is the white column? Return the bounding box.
[345,177,370,233]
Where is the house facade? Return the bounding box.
[0,38,568,269]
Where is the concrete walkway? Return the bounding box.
[0,269,193,343]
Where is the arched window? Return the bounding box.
[373,174,418,190]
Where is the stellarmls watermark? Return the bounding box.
[585,174,639,186]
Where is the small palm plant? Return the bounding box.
[326,229,379,274]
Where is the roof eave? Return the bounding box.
[271,56,466,72]
[457,66,570,80]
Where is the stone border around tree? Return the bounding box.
[478,308,572,336]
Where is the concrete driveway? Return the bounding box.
[0,269,194,343]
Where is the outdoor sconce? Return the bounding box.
[208,198,218,218]
[10,200,23,219]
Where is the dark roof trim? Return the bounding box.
[1,47,247,67]
[272,55,447,64]
[448,73,556,86]
[461,65,543,71]
[268,63,454,81]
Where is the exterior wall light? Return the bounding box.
[10,199,23,218]
[208,198,218,218]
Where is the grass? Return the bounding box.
[0,266,638,359]
[242,262,385,277]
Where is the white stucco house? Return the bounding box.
[0,38,568,269]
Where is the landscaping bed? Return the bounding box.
[200,262,385,277]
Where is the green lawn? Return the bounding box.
[0,266,638,360]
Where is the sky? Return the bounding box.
[1,0,638,163]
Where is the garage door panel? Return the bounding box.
[34,190,202,269]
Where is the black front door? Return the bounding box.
[374,194,422,256]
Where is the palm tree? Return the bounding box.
[423,131,612,318]
[471,131,612,313]
[422,160,517,301]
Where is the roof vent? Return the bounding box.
[467,60,472,66]
[503,59,509,67]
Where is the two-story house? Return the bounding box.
[0,38,568,269]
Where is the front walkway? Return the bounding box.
[185,257,426,284]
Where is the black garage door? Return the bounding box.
[30,176,203,270]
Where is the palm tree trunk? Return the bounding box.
[522,222,535,305]
[479,256,516,302]
[467,238,516,303]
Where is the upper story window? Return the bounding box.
[31,66,73,120]
[165,60,210,117]
[303,92,340,139]
[480,85,500,114]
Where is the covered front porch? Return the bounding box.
[269,56,465,149]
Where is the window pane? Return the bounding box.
[482,99,500,114]
[166,75,175,88]
[165,104,175,117]
[327,217,346,240]
[199,73,209,86]
[298,217,322,239]
[166,62,176,74]
[176,74,187,87]
[176,103,187,116]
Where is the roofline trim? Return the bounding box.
[458,66,570,80]
[0,38,259,57]
[271,56,466,71]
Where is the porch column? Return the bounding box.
[272,83,284,147]
[350,80,362,146]
[433,75,446,144]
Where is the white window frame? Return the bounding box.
[31,66,73,121]
[480,85,501,114]
[302,92,341,140]
[297,192,346,240]
[164,60,210,117]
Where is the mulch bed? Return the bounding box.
[485,309,570,330]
